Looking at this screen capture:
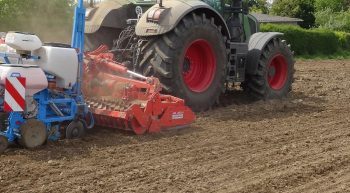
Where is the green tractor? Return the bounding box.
[85,0,294,111]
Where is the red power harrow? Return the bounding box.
[83,46,195,134]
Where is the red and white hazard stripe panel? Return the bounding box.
[4,77,26,112]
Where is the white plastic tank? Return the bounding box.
[33,45,78,89]
[5,32,42,52]
[0,64,48,96]
[0,33,14,63]
[3,32,42,66]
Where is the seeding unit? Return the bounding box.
[0,0,195,153]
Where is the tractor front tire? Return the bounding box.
[243,38,294,99]
[139,13,227,112]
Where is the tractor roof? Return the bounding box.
[251,13,303,24]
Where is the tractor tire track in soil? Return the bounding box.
[0,60,350,193]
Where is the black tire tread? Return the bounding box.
[243,37,295,99]
[139,13,227,111]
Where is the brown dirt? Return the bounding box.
[1,60,350,193]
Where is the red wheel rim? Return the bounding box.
[182,39,216,92]
[267,54,288,90]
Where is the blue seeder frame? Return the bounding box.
[0,0,93,143]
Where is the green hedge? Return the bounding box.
[260,24,350,56]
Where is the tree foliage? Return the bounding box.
[314,0,350,32]
[315,0,349,12]
[271,0,316,28]
[315,9,350,32]
[248,0,270,14]
[0,0,74,42]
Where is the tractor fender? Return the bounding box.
[135,0,230,39]
[246,32,283,75]
[85,0,136,34]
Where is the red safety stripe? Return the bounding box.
[5,78,25,110]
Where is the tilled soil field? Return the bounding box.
[1,60,350,193]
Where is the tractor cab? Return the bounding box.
[223,0,259,42]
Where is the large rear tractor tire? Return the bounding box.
[139,13,227,112]
[243,38,294,99]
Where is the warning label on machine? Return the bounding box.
[172,112,184,120]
